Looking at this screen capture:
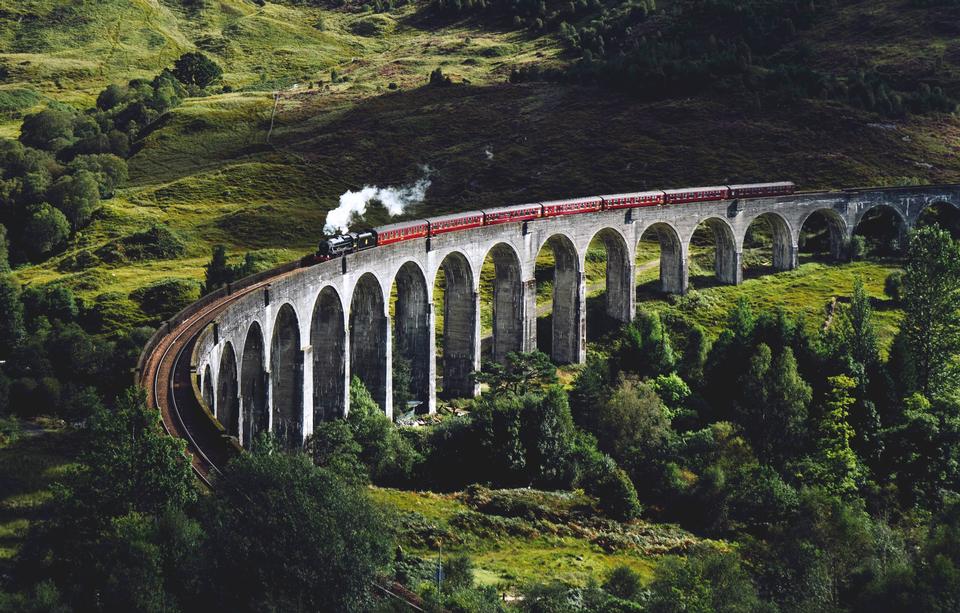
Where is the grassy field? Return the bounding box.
[370,486,712,591]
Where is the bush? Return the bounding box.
[577,447,642,521]
[23,203,70,261]
[848,235,867,260]
[884,271,904,303]
[130,278,201,320]
[603,565,643,601]
[97,225,186,263]
[172,52,223,88]
[347,377,422,485]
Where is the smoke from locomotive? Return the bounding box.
[323,168,432,234]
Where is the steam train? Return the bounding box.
[316,181,795,260]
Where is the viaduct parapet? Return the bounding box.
[171,185,959,452]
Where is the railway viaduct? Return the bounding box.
[141,184,960,456]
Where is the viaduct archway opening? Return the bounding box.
[240,322,267,449]
[853,205,906,257]
[687,217,738,288]
[311,287,345,423]
[917,200,960,239]
[217,343,239,438]
[434,252,477,399]
[799,209,847,261]
[584,229,632,339]
[481,243,524,364]
[743,213,794,277]
[270,304,303,449]
[638,223,685,295]
[535,234,582,364]
[202,365,214,413]
[350,273,388,412]
[391,262,430,414]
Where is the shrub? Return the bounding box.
[603,565,643,601]
[172,52,223,88]
[884,270,904,303]
[577,448,642,521]
[23,203,70,260]
[130,278,201,320]
[848,235,867,260]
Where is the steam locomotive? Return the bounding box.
[316,181,795,261]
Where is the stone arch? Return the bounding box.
[799,208,848,261]
[350,272,388,411]
[853,203,907,255]
[743,212,796,273]
[916,198,960,238]
[483,242,524,363]
[640,222,686,294]
[270,303,303,449]
[435,251,477,399]
[587,228,633,323]
[201,365,214,412]
[240,322,268,449]
[217,342,239,438]
[311,286,346,423]
[689,217,739,286]
[392,261,431,412]
[536,233,583,364]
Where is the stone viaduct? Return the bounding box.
[187,185,959,450]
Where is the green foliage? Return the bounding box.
[130,277,201,321]
[76,388,197,517]
[13,389,196,609]
[611,311,676,380]
[0,224,8,272]
[0,275,24,360]
[67,154,128,198]
[22,203,70,261]
[97,224,187,264]
[576,446,642,521]
[392,352,414,411]
[737,343,812,467]
[900,226,960,398]
[473,351,557,397]
[200,446,392,612]
[305,419,369,485]
[808,375,864,498]
[173,52,223,88]
[569,353,609,433]
[46,169,100,229]
[602,564,642,601]
[849,234,867,260]
[884,270,904,304]
[647,549,762,613]
[837,278,881,369]
[18,108,76,152]
[348,377,422,485]
[594,377,672,486]
[202,244,269,293]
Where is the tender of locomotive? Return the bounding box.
[315,181,796,260]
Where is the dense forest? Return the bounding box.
[1,224,959,611]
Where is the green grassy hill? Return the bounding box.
[3,0,958,320]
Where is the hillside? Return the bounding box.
[1,0,958,318]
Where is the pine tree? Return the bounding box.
[902,226,960,398]
[813,375,863,497]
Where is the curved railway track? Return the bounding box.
[139,278,279,486]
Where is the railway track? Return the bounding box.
[139,279,275,486]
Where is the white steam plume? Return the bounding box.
[324,166,432,235]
